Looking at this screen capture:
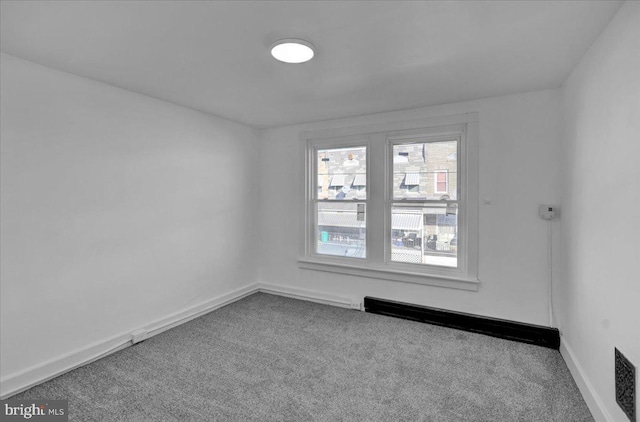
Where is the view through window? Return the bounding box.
[391,140,458,267]
[315,146,367,258]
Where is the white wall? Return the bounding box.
[559,2,640,421]
[258,89,563,326]
[0,54,259,394]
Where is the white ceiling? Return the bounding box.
[0,1,622,128]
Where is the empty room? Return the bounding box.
[1,1,638,421]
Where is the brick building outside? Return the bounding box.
[315,142,458,266]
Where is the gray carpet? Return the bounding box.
[10,293,593,421]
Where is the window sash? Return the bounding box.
[388,135,461,202]
[310,142,369,260]
[386,134,464,275]
[314,201,367,259]
[388,201,460,269]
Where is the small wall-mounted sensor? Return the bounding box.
[539,205,559,220]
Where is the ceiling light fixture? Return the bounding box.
[270,39,315,64]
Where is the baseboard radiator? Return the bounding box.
[364,297,560,349]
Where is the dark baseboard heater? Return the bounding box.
[364,297,560,350]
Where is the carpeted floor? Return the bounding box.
[10,293,593,421]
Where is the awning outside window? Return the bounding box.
[404,172,420,185]
[317,211,422,231]
[317,211,365,228]
[352,174,366,187]
[330,175,347,187]
[391,213,422,231]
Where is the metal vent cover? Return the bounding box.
[616,348,636,421]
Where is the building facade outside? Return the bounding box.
[316,141,458,267]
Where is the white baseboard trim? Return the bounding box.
[1,282,360,399]
[0,283,260,400]
[560,338,613,422]
[256,281,362,310]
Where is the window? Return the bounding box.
[435,171,448,194]
[301,114,478,290]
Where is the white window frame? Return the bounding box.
[386,132,465,279]
[299,113,479,291]
[304,136,371,263]
[434,170,449,194]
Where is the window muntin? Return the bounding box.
[389,138,460,268]
[314,146,367,258]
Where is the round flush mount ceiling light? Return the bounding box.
[270,39,315,64]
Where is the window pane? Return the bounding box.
[391,204,457,267]
[317,146,366,200]
[316,202,366,258]
[392,141,457,200]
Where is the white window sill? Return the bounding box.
[297,258,479,291]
